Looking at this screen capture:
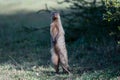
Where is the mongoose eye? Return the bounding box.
[51,12,59,16]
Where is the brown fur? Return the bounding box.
[50,12,70,74]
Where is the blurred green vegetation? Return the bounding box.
[61,0,120,79]
[0,0,120,80]
[62,0,120,44]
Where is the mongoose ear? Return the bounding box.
[51,11,60,15]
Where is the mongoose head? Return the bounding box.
[51,12,60,20]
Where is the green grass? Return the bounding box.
[0,62,119,80]
[0,0,120,80]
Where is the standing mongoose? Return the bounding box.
[50,12,70,74]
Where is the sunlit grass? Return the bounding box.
[0,0,70,14]
[0,63,119,80]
